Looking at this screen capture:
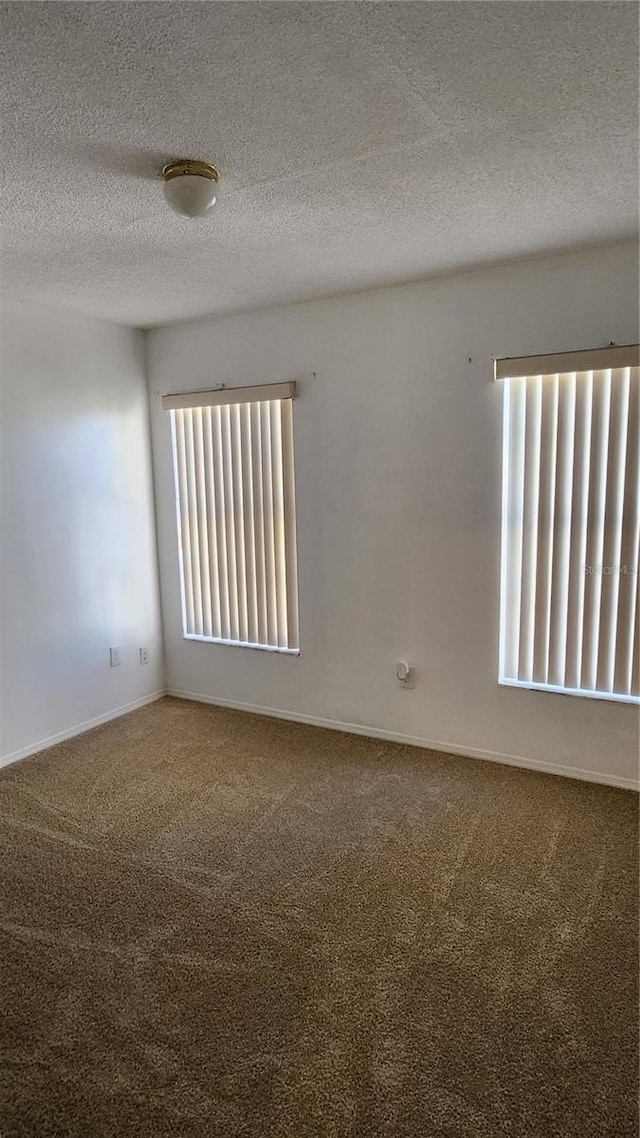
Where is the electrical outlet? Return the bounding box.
[109,646,122,668]
[139,647,150,665]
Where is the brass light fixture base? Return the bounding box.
[162,159,219,183]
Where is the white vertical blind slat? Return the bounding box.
[271,400,288,648]
[564,371,593,689]
[500,377,527,681]
[231,403,249,644]
[203,408,222,639]
[171,411,194,635]
[184,409,204,636]
[241,403,259,646]
[548,373,576,688]
[281,398,300,650]
[518,375,543,682]
[194,408,213,639]
[220,404,240,642]
[251,401,269,647]
[581,370,612,692]
[261,401,277,647]
[533,373,559,683]
[212,405,231,640]
[614,373,639,695]
[597,369,630,693]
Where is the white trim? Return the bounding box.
[167,688,640,791]
[498,676,640,705]
[183,633,300,654]
[0,690,166,770]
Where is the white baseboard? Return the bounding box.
[0,690,166,770]
[167,688,640,791]
[2,686,636,792]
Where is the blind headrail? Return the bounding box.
[494,344,639,381]
[162,380,297,411]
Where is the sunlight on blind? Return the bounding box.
[500,366,639,703]
[170,398,299,652]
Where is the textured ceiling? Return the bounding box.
[1,1,638,328]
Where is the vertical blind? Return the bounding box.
[499,355,639,704]
[165,384,300,652]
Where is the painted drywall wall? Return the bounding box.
[147,242,640,787]
[0,303,164,763]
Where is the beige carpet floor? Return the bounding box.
[0,697,637,1137]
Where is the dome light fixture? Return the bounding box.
[162,159,219,219]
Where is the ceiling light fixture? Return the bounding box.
[162,159,219,219]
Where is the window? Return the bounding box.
[163,382,300,653]
[497,345,639,704]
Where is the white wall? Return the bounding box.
[1,303,164,764]
[147,242,639,788]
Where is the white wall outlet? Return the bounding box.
[395,660,414,688]
[109,646,122,668]
[139,647,149,665]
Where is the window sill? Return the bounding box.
[183,634,300,655]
